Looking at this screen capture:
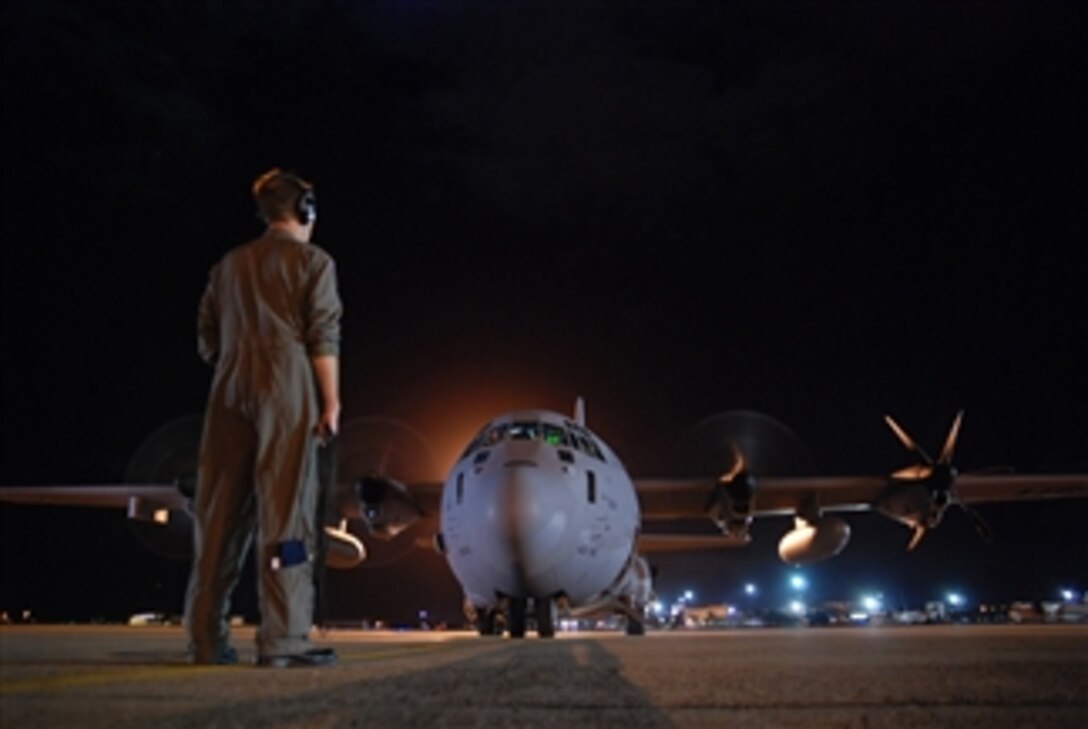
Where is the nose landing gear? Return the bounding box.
[468,597,557,638]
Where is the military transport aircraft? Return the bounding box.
[2,401,1085,637]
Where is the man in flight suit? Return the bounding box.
[185,168,342,667]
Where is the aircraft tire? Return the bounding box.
[534,599,556,638]
[508,598,527,638]
[476,610,495,636]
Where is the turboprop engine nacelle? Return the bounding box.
[708,471,757,541]
[353,476,421,540]
[778,516,851,565]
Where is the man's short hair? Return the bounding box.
[252,168,314,223]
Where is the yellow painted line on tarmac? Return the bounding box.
[0,642,474,696]
[0,665,232,695]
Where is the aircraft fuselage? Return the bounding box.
[438,410,643,625]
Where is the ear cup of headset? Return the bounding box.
[297,189,317,225]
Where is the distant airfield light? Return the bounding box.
[790,574,807,591]
[650,600,665,616]
[1060,589,1076,602]
[683,590,695,602]
[744,583,757,596]
[947,593,965,607]
[861,595,882,613]
[789,600,806,616]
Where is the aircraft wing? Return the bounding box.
[636,476,881,519]
[403,482,444,517]
[0,485,187,510]
[635,473,1088,520]
[0,479,447,522]
[637,533,751,553]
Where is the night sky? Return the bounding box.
[2,1,1085,624]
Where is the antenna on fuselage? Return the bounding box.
[574,396,586,427]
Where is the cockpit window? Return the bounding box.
[459,419,605,462]
[542,424,569,447]
[484,425,508,446]
[459,424,506,460]
[509,422,539,440]
[569,426,605,461]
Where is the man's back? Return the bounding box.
[198,229,341,405]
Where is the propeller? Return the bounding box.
[336,416,440,486]
[676,410,813,535]
[676,410,814,479]
[884,410,993,549]
[124,414,204,560]
[334,416,440,568]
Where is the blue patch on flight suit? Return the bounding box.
[270,540,308,570]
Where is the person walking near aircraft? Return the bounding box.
[185,168,342,667]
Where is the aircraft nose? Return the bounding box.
[499,461,573,579]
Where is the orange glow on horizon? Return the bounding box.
[407,385,580,476]
[348,362,588,479]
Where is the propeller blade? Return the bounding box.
[907,525,927,551]
[892,464,934,481]
[937,410,965,465]
[705,446,747,512]
[884,415,933,465]
[725,443,746,481]
[958,502,994,544]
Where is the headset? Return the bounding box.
[253,168,317,225]
[296,186,317,226]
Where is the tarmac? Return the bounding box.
[1,624,1085,728]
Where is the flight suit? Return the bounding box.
[185,229,341,661]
